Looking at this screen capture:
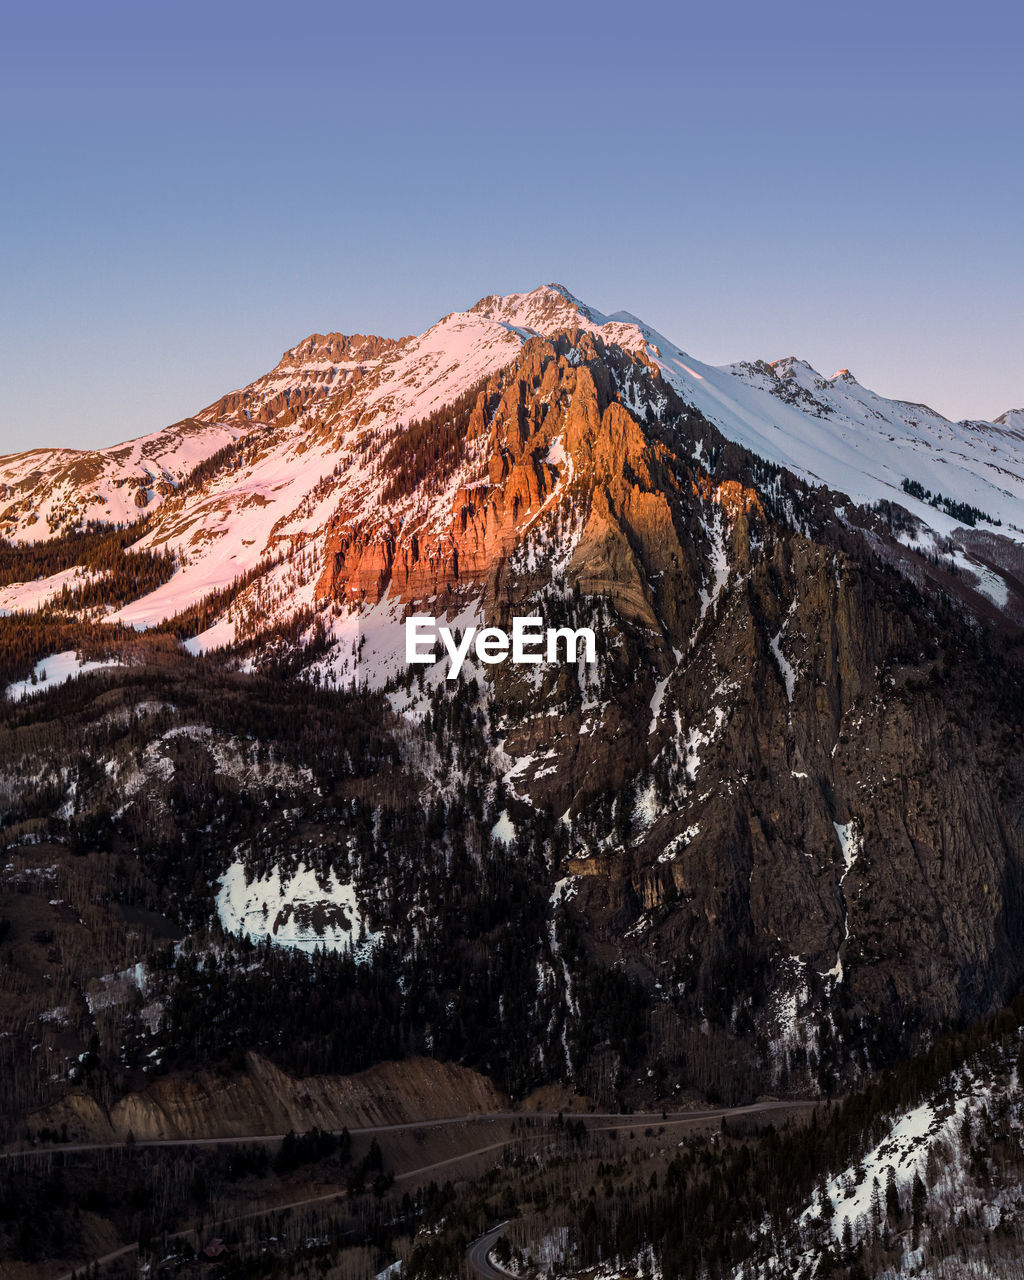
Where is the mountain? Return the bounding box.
[4,286,1022,634]
[1,284,1024,1277]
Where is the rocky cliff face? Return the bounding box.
[29,1054,505,1142]
[297,318,1024,1097]
[196,331,405,431]
[312,332,756,626]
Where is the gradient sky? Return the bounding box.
[1,0,1022,452]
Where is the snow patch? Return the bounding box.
[6,651,125,702]
[491,810,516,846]
[216,860,379,957]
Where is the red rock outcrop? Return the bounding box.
[313,332,764,646]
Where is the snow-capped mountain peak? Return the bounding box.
[1,280,1022,641]
[994,407,1024,433]
[468,282,605,333]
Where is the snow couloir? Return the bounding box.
[406,615,596,680]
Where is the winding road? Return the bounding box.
[28,1099,815,1280]
[465,1225,512,1280]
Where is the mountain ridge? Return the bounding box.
[2,283,1022,650]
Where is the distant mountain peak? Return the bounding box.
[279,332,402,367]
[770,356,819,378]
[543,281,585,304]
[469,282,607,333]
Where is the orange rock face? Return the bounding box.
[315,453,562,605]
[314,338,578,606]
[313,331,763,640]
[690,473,764,522]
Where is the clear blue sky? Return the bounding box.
[1,0,1022,451]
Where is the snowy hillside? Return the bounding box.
[0,418,251,544]
[732,1029,1024,1279]
[0,331,393,548]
